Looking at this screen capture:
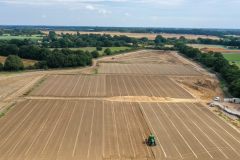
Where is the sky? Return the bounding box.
[0,0,239,29]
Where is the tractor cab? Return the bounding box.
[147,133,156,146]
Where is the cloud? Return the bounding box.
[0,0,185,6]
[124,12,130,16]
[85,4,95,10]
[85,4,111,15]
[1,0,240,7]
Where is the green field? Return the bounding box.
[223,53,240,68]
[0,34,43,40]
[223,54,240,61]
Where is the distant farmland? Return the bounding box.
[188,44,240,54]
[0,34,43,40]
[42,31,220,40]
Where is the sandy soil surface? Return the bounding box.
[0,49,239,160]
[99,50,184,64]
[30,74,193,99]
[141,102,240,160]
[0,100,239,160]
[0,99,153,160]
[172,76,224,102]
[98,63,201,76]
[201,48,240,54]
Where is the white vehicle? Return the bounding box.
[214,97,221,102]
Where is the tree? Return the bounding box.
[155,35,166,45]
[96,46,102,51]
[46,51,66,68]
[0,62,3,71]
[4,55,24,71]
[229,79,240,97]
[91,51,100,58]
[104,48,112,55]
[48,31,58,41]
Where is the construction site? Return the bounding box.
[0,50,240,160]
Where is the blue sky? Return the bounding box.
[0,0,239,28]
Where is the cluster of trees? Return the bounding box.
[0,43,93,69]
[0,55,24,71]
[0,36,139,71]
[42,31,138,48]
[0,28,42,36]
[36,49,92,69]
[175,43,240,97]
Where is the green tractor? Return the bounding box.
[146,133,156,146]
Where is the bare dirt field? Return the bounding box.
[30,74,193,99]
[188,44,240,54]
[0,49,239,160]
[0,99,153,160]
[98,63,201,76]
[42,30,220,40]
[141,102,240,160]
[99,50,184,64]
[0,75,43,102]
[1,100,240,160]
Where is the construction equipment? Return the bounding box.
[146,133,156,146]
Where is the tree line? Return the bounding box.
[175,43,240,97]
[42,31,139,48]
[9,25,238,37]
[0,28,42,36]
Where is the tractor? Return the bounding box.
[146,133,156,146]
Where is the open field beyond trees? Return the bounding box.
[0,50,239,160]
[42,30,220,40]
[0,34,43,40]
[188,44,240,54]
[223,54,240,68]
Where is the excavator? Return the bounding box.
[147,133,156,146]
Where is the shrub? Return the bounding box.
[91,50,100,58]
[4,55,24,71]
[96,46,102,51]
[104,48,112,55]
